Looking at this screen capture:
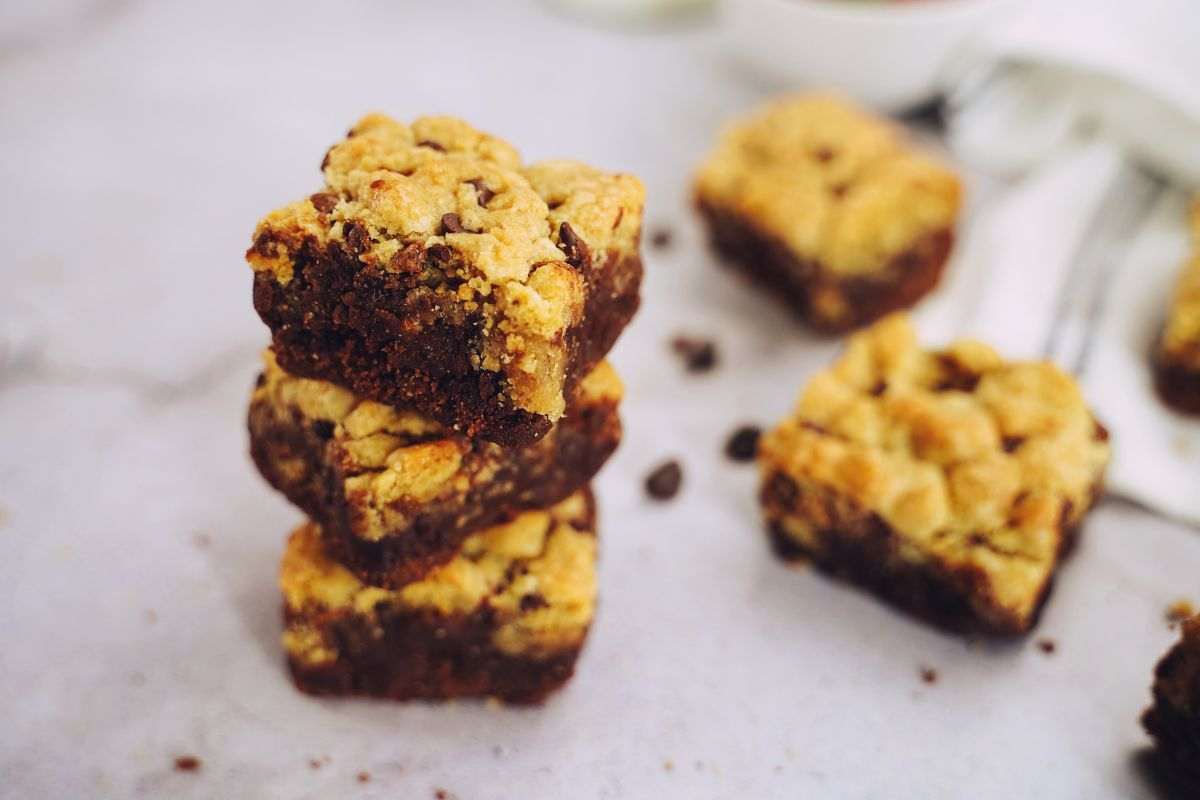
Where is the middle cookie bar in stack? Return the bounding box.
[245,113,644,702]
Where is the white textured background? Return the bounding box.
[1,2,1196,798]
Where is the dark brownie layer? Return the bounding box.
[252,231,641,446]
[286,605,583,704]
[696,198,951,333]
[1143,617,1200,790]
[1153,350,1200,415]
[761,472,1095,636]
[249,370,621,589]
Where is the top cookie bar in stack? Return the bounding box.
[248,114,645,446]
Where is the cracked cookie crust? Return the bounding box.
[694,94,960,332]
[758,314,1110,635]
[250,350,621,588]
[248,114,643,446]
[281,490,597,704]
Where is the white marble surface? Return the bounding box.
[1,2,1197,798]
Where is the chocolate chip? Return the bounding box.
[519,593,548,611]
[1036,638,1057,655]
[342,221,370,254]
[725,426,761,462]
[254,372,266,388]
[919,667,938,684]
[1002,436,1025,453]
[440,213,465,234]
[320,147,334,171]
[765,472,798,507]
[417,139,445,152]
[173,756,201,773]
[671,336,717,373]
[1094,420,1110,442]
[870,380,887,396]
[311,420,335,440]
[557,221,587,266]
[309,192,338,213]
[466,178,494,207]
[831,183,849,199]
[389,242,425,274]
[645,460,683,500]
[815,147,835,162]
[650,227,673,250]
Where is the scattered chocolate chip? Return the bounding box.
[831,183,849,199]
[357,771,371,783]
[919,666,938,685]
[645,460,683,501]
[547,199,564,211]
[466,178,494,207]
[1002,436,1025,453]
[369,178,387,191]
[309,192,338,213]
[1094,420,1110,442]
[173,756,201,772]
[417,139,445,152]
[519,593,548,611]
[650,227,673,250]
[311,420,336,440]
[814,147,835,163]
[254,372,266,389]
[670,336,717,373]
[440,213,465,235]
[557,221,587,265]
[725,426,761,462]
[870,380,887,396]
[1036,638,1057,655]
[434,790,452,800]
[320,148,333,171]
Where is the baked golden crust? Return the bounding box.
[248,113,643,422]
[694,94,961,277]
[759,314,1110,632]
[1158,199,1200,371]
[282,491,597,664]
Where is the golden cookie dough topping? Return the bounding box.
[760,314,1110,622]
[247,113,643,419]
[254,350,622,541]
[1159,198,1200,369]
[281,492,597,660]
[695,94,961,276]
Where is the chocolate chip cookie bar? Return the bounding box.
[248,114,644,446]
[281,490,597,704]
[1154,200,1200,413]
[695,95,961,332]
[758,315,1110,635]
[1143,615,1200,789]
[250,350,620,588]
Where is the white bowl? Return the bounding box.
[725,0,1021,111]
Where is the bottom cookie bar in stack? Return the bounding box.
[1143,615,1200,790]
[280,490,597,704]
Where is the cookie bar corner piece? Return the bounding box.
[280,490,598,704]
[757,313,1110,634]
[694,94,961,331]
[1153,198,1200,414]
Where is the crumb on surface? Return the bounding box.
[145,609,158,625]
[645,460,683,501]
[919,666,938,684]
[173,756,201,773]
[670,336,717,373]
[1037,638,1057,654]
[357,771,371,783]
[193,532,211,548]
[663,759,674,772]
[650,227,673,250]
[1167,599,1196,625]
[725,425,762,462]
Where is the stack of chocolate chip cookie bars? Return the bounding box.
[245,114,644,703]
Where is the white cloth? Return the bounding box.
[932,0,1200,524]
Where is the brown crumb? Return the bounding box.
[663,760,674,772]
[725,425,762,462]
[145,609,158,625]
[645,460,683,501]
[1036,638,1057,655]
[193,532,211,548]
[357,771,371,783]
[650,227,673,250]
[1166,599,1196,625]
[434,790,455,800]
[308,759,322,769]
[671,336,717,373]
[173,755,201,772]
[919,666,938,685]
